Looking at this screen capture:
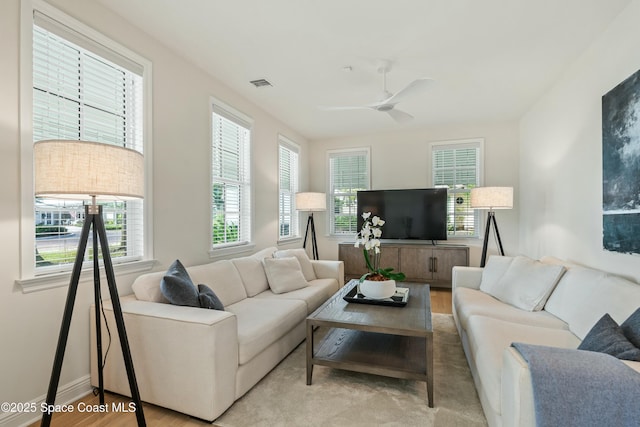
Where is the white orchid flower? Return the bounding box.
[356,211,401,278]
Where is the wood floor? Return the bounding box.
[31,288,452,427]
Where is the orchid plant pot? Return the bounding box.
[359,278,396,299]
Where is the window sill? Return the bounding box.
[326,233,356,240]
[16,259,156,294]
[208,242,256,260]
[277,237,302,246]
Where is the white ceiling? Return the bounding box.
[97,0,630,140]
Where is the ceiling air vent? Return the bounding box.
[249,79,273,88]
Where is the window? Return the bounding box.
[24,4,150,279]
[328,148,370,235]
[431,139,483,238]
[278,137,299,240]
[211,103,252,249]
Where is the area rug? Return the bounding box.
[214,314,487,427]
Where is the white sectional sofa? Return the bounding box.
[90,247,343,422]
[452,255,640,427]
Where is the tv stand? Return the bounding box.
[338,242,469,288]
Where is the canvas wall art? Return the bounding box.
[602,68,640,254]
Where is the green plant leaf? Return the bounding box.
[359,272,372,283]
[363,248,375,272]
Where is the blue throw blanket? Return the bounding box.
[511,343,640,427]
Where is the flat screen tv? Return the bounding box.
[356,188,448,242]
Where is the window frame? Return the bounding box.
[17,0,154,292]
[326,147,371,236]
[429,138,484,239]
[278,136,300,242]
[209,97,254,256]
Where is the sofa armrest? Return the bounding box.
[452,266,483,290]
[311,260,345,287]
[90,295,238,421]
[501,346,536,427]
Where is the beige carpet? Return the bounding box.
[214,314,487,427]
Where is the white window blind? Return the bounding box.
[211,105,252,248]
[32,12,145,273]
[278,138,299,240]
[328,149,370,235]
[431,140,482,238]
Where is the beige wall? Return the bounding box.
[307,122,520,266]
[519,0,640,281]
[0,0,308,420]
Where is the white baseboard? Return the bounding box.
[0,375,93,427]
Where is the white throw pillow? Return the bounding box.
[491,256,566,311]
[479,256,514,296]
[262,257,309,294]
[274,248,317,281]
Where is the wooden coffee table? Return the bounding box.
[306,279,434,407]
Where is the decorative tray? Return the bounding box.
[343,283,409,307]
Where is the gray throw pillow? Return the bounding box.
[578,314,640,361]
[198,284,224,311]
[160,260,199,307]
[621,307,640,349]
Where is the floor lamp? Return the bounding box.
[296,192,326,260]
[34,140,146,427]
[470,187,513,268]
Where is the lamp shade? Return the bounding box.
[470,187,513,210]
[34,140,144,200]
[295,192,326,211]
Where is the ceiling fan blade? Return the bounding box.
[386,108,413,123]
[383,77,433,105]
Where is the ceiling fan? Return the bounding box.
[320,60,433,123]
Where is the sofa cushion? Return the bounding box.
[160,260,200,307]
[545,266,640,339]
[225,297,307,364]
[479,256,514,294]
[187,260,248,307]
[132,270,170,303]
[578,314,640,361]
[454,287,569,332]
[467,315,581,414]
[197,284,225,311]
[232,256,270,297]
[254,278,339,313]
[621,308,640,348]
[252,246,278,260]
[274,248,316,281]
[262,257,309,294]
[481,256,565,312]
[230,247,277,297]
